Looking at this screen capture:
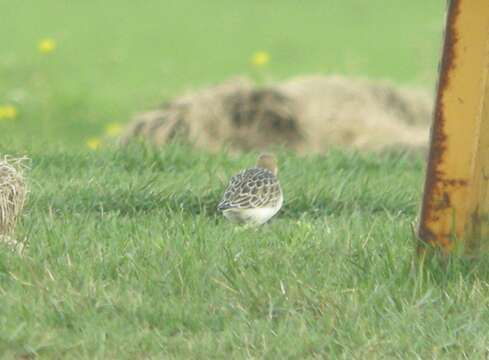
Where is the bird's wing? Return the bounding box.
[218,168,281,210]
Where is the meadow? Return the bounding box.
[4,0,489,359]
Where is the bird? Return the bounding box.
[217,153,283,225]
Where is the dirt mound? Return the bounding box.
[0,156,28,253]
[120,75,433,153]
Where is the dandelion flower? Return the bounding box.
[251,51,270,67]
[38,38,56,54]
[104,122,123,137]
[0,105,18,120]
[86,137,101,150]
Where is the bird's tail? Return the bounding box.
[217,201,232,211]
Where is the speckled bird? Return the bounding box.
[217,154,283,225]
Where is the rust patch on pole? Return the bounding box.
[418,0,489,254]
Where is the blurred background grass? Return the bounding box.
[0,0,445,150]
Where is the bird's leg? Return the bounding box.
[233,223,253,232]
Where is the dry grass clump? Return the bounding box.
[276,75,432,153]
[120,75,433,153]
[0,156,28,252]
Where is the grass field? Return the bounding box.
[3,146,489,358]
[5,1,489,359]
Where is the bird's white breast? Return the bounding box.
[223,194,283,225]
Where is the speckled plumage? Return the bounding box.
[218,155,283,225]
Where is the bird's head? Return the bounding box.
[256,153,278,175]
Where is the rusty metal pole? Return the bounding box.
[418,0,489,255]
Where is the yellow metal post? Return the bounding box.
[418,0,489,254]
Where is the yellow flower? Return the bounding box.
[38,38,56,54]
[104,122,123,137]
[251,51,270,67]
[0,105,18,120]
[86,137,102,150]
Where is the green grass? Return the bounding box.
[2,145,489,358]
[4,1,488,359]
